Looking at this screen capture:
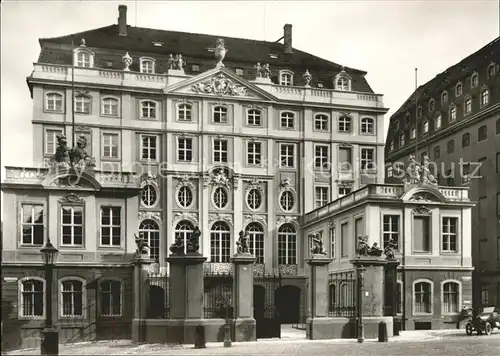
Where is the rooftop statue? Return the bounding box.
[215,39,227,68]
[421,154,438,186]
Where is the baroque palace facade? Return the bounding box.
[1,5,387,349]
[385,37,500,310]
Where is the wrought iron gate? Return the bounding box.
[253,273,282,339]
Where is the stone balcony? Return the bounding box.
[30,63,386,109]
[2,165,139,189]
[304,183,471,224]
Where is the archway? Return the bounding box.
[275,285,301,324]
[148,285,166,318]
[253,285,266,320]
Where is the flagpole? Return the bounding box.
[414,68,418,159]
[71,37,76,147]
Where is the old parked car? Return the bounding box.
[465,306,500,335]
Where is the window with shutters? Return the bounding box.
[45,129,63,155]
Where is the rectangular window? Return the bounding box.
[280,144,295,168]
[355,217,364,238]
[247,142,262,165]
[315,145,329,169]
[441,217,458,252]
[74,96,91,114]
[102,133,119,159]
[314,114,329,131]
[100,280,122,316]
[414,282,432,314]
[21,279,44,317]
[383,215,400,249]
[100,207,121,247]
[360,148,375,171]
[247,109,262,126]
[280,113,295,129]
[413,215,431,252]
[462,163,471,184]
[235,68,244,76]
[397,283,403,314]
[330,226,336,259]
[21,205,44,245]
[141,135,157,161]
[442,282,459,314]
[61,280,83,317]
[338,147,352,171]
[480,284,488,306]
[61,206,83,246]
[315,186,329,208]
[177,137,193,162]
[213,139,228,163]
[338,186,352,198]
[45,129,63,155]
[341,223,349,258]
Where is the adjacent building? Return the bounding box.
[384,37,500,309]
[0,5,388,350]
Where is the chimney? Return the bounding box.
[118,5,127,36]
[284,24,292,54]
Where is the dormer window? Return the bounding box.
[279,71,294,86]
[441,91,448,104]
[74,49,94,68]
[235,68,244,76]
[471,72,478,87]
[335,77,350,91]
[140,57,155,74]
[213,106,228,124]
[455,82,463,97]
[317,82,324,88]
[428,99,435,113]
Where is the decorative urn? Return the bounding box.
[302,69,312,87]
[122,52,132,71]
[214,39,227,68]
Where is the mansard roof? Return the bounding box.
[37,25,374,93]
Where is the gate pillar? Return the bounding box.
[305,254,333,339]
[231,253,257,342]
[131,254,155,342]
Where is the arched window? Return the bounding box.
[442,281,460,314]
[46,92,63,112]
[449,106,457,122]
[246,188,262,211]
[441,91,448,104]
[404,113,410,125]
[76,51,91,67]
[455,82,463,97]
[471,72,479,87]
[74,95,91,114]
[210,222,231,262]
[389,140,394,151]
[213,106,228,123]
[423,120,429,134]
[140,58,155,74]
[360,117,374,134]
[279,191,294,212]
[410,127,416,140]
[417,106,422,118]
[139,219,160,262]
[247,109,262,126]
[279,71,293,86]
[60,278,84,317]
[102,97,119,116]
[338,116,351,132]
[336,77,349,91]
[480,88,489,106]
[246,222,264,264]
[141,185,158,208]
[314,114,329,131]
[99,279,122,316]
[174,220,194,254]
[487,63,496,78]
[462,133,470,147]
[141,101,157,119]
[20,278,44,318]
[280,111,295,129]
[177,103,192,121]
[428,98,435,112]
[464,96,472,114]
[278,224,297,265]
[399,133,405,147]
[177,186,193,208]
[413,280,433,314]
[213,187,229,209]
[435,113,442,129]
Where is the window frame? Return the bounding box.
[449,106,457,122]
[360,117,375,135]
[277,224,297,265]
[212,138,228,163]
[98,278,123,317]
[139,219,161,262]
[428,98,435,113]
[139,57,156,74]
[59,276,86,319]
[478,125,488,142]
[20,203,45,246]
[279,190,295,212]
[210,221,231,263]
[329,226,336,259]
[177,185,194,209]
[246,188,263,211]
[314,113,330,132]
[140,134,158,162]
[462,133,470,148]
[315,186,329,209]
[246,108,262,127]
[382,214,401,250]
[74,95,92,114]
[246,222,265,264]
[177,136,193,162]
[412,213,432,253]
[101,97,119,117]
[74,48,94,68]
[441,216,459,253]
[177,103,193,122]
[441,91,448,105]
[280,111,296,130]
[60,205,84,247]
[45,92,64,112]
[455,82,463,97]
[99,206,122,248]
[314,144,330,170]
[246,141,262,166]
[434,113,442,130]
[140,184,159,209]
[335,76,350,91]
[279,70,294,86]
[464,95,472,115]
[18,277,45,319]
[412,279,434,315]
[212,187,229,210]
[44,128,64,156]
[139,100,158,120]
[212,105,228,124]
[470,72,479,88]
[101,132,120,160]
[279,143,296,169]
[338,115,352,133]
[360,147,376,172]
[480,87,489,107]
[441,279,461,315]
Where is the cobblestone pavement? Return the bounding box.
[5,330,500,356]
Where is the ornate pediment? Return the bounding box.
[409,192,439,202]
[59,193,84,204]
[140,171,157,186]
[208,213,233,226]
[138,211,162,223]
[172,212,198,226]
[243,214,267,227]
[276,215,298,227]
[174,174,196,190]
[191,73,248,96]
[412,205,432,215]
[244,177,264,193]
[278,178,296,193]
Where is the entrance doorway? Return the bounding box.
[275,285,301,324]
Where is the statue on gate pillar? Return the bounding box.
[310,233,327,255]
[236,230,250,254]
[186,226,201,254]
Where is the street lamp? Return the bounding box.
[357,264,365,344]
[40,238,59,356]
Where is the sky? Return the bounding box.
[1,0,499,177]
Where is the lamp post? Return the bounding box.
[40,238,59,356]
[357,264,365,344]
